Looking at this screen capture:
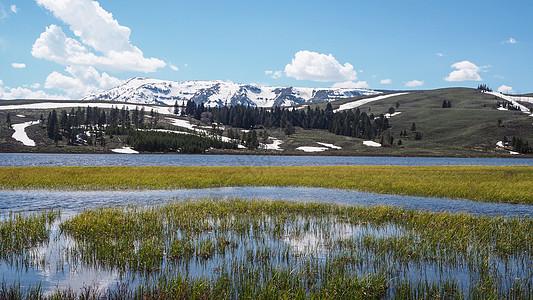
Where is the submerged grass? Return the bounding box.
[1,165,533,204]
[50,198,533,298]
[0,210,58,266]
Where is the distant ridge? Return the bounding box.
[82,77,380,107]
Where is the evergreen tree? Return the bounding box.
[6,113,11,128]
[173,101,179,114]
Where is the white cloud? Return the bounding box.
[497,85,514,94]
[0,86,65,100]
[170,64,179,71]
[44,65,123,99]
[32,24,165,73]
[11,63,26,69]
[31,83,41,89]
[445,61,483,82]
[380,79,392,84]
[285,50,357,82]
[405,80,424,88]
[0,79,3,86]
[436,53,445,57]
[28,0,166,99]
[265,70,282,79]
[503,37,517,44]
[32,0,165,73]
[10,4,17,13]
[331,81,369,89]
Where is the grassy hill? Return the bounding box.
[0,87,532,157]
[286,88,533,157]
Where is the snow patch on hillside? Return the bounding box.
[385,112,402,118]
[11,121,39,146]
[111,147,139,154]
[334,92,409,113]
[296,146,328,152]
[486,91,531,114]
[317,142,342,149]
[363,141,381,147]
[263,138,283,151]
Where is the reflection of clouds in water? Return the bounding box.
[1,187,531,218]
[284,223,354,257]
[284,222,405,258]
[9,219,122,294]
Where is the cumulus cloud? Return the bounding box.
[11,63,26,69]
[265,70,282,79]
[32,24,164,73]
[44,65,123,98]
[436,53,445,57]
[380,79,392,84]
[32,0,165,72]
[170,64,179,71]
[0,85,65,100]
[10,4,17,13]
[285,51,357,82]
[405,80,424,88]
[445,61,483,82]
[503,38,517,44]
[28,0,166,99]
[497,85,514,94]
[331,81,369,89]
[31,83,41,89]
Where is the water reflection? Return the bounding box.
[1,187,531,218]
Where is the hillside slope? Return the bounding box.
[319,88,533,156]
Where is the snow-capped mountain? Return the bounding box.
[82,78,380,107]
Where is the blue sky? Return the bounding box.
[0,0,531,99]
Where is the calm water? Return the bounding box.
[1,187,531,218]
[1,154,532,294]
[2,153,533,167]
[1,188,531,295]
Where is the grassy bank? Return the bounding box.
[1,165,532,204]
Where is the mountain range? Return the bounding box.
[82,77,380,107]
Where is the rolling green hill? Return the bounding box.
[289,88,533,157]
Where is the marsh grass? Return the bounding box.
[0,210,58,267]
[50,198,533,298]
[1,165,533,204]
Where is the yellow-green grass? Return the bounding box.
[1,165,533,204]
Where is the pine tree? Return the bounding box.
[6,113,11,128]
[174,101,179,114]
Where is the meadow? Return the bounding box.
[1,199,532,298]
[0,165,532,204]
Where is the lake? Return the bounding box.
[1,153,532,296]
[2,153,533,167]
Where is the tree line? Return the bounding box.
[44,106,235,153]
[184,100,392,141]
[126,131,237,153]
